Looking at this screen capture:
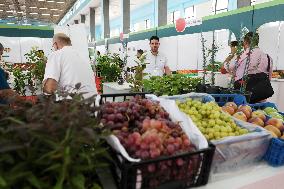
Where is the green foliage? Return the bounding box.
[127,55,148,92]
[205,61,222,72]
[95,53,122,83]
[143,74,202,96]
[11,67,27,96]
[0,93,111,189]
[25,46,46,84]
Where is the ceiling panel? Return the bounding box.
[0,0,77,25]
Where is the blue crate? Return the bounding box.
[264,138,284,167]
[248,102,278,111]
[210,94,247,106]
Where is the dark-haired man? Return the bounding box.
[143,36,171,78]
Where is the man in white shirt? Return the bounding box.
[43,33,97,99]
[143,36,171,78]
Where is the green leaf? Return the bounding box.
[0,176,7,187]
[71,174,85,189]
[42,163,61,173]
[27,174,42,189]
[91,183,101,189]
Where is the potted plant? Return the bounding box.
[95,54,123,93]
[0,91,111,189]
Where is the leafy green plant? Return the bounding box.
[25,46,46,86]
[11,67,27,96]
[0,92,111,189]
[96,54,122,82]
[143,74,202,96]
[127,54,148,92]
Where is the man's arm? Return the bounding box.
[43,78,58,94]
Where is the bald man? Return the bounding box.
[43,33,97,99]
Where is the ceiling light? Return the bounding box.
[39,7,48,10]
[38,0,45,1]
[59,10,63,11]
[0,4,4,6]
[30,7,37,9]
[7,23,15,25]
[7,16,14,17]
[0,10,3,12]
[56,1,64,4]
[22,23,32,26]
[6,10,14,13]
[53,14,59,16]
[30,12,38,15]
[42,13,50,16]
[38,24,47,26]
[47,0,54,2]
[50,8,58,11]
[18,11,24,14]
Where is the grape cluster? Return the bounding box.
[100,96,201,188]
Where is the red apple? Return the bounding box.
[251,110,266,121]
[237,105,252,119]
[224,102,238,112]
[248,117,264,127]
[222,106,235,115]
[233,112,247,122]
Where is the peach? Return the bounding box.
[251,110,266,122]
[266,118,283,128]
[233,111,247,122]
[224,102,238,112]
[248,117,265,127]
[222,106,235,115]
[237,105,252,119]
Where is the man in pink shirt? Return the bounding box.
[227,32,273,103]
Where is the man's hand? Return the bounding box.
[43,78,58,94]
[165,66,171,75]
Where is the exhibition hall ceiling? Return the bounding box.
[0,0,77,25]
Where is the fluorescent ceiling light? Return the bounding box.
[22,23,32,26]
[47,0,55,2]
[59,10,63,11]
[30,12,38,15]
[18,11,24,14]
[0,10,3,12]
[57,1,64,4]
[53,14,59,16]
[6,10,14,13]
[38,0,45,1]
[38,24,47,26]
[7,16,14,17]
[50,8,58,11]
[7,23,15,25]
[0,4,4,6]
[42,13,50,16]
[39,7,48,10]
[30,7,37,9]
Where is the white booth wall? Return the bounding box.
[98,21,284,71]
[0,37,53,63]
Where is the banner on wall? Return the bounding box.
[175,18,202,32]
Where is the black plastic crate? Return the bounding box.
[108,144,215,189]
[99,92,148,105]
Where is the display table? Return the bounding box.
[197,163,284,189]
[102,82,131,94]
[268,79,284,112]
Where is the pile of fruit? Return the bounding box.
[222,102,284,139]
[176,98,249,140]
[263,107,284,121]
[100,96,200,187]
